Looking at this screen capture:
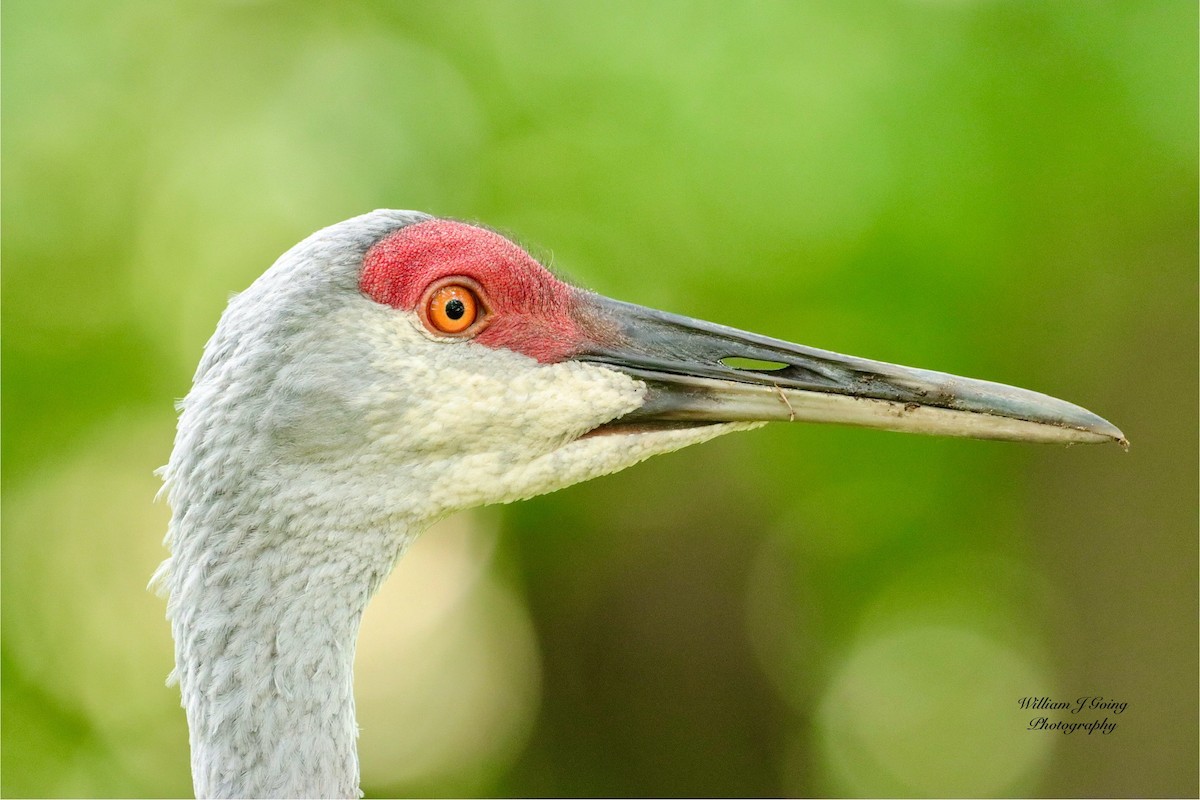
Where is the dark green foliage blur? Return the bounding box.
[3,1,1196,797]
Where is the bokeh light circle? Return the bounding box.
[812,625,1053,797]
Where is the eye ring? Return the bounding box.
[418,276,492,338]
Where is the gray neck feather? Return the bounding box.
[178,538,366,798]
[163,499,410,798]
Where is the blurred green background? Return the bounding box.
[3,1,1196,797]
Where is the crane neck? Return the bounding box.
[166,513,414,799]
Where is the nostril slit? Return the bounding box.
[720,357,789,372]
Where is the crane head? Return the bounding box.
[181,210,1123,530]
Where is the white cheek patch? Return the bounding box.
[425,421,764,516]
[345,303,648,469]
[377,345,646,452]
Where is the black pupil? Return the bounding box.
[445,298,466,320]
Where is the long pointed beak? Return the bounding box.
[572,294,1126,446]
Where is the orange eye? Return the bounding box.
[425,283,480,335]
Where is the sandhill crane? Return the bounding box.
[154,209,1124,799]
